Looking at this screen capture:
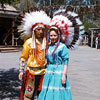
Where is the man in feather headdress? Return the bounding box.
[18,11,50,100]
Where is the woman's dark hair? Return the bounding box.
[49,28,59,34]
[49,26,61,35]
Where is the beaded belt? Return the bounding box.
[27,66,46,70]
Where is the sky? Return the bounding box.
[66,0,90,5]
[37,0,91,5]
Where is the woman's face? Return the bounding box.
[49,30,58,44]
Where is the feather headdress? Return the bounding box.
[14,10,51,57]
[17,10,51,40]
[49,8,85,49]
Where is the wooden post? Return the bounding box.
[91,30,93,47]
[12,32,14,46]
[43,0,45,6]
[50,0,51,6]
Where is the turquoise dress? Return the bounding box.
[38,42,72,100]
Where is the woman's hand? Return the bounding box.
[18,72,23,80]
[61,65,68,85]
[61,74,66,85]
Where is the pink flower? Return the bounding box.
[27,86,33,92]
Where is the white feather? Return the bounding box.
[53,8,66,15]
[76,18,82,25]
[66,27,74,45]
[79,30,85,35]
[79,26,85,30]
[67,11,78,17]
[52,15,72,26]
[20,11,51,36]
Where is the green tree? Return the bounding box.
[52,0,66,5]
[90,0,99,5]
[19,0,38,11]
[0,0,20,7]
[68,0,84,5]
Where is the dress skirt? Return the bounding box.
[38,64,72,100]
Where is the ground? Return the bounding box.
[0,45,100,100]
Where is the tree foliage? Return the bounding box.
[1,0,100,7]
[19,0,38,11]
[0,0,20,8]
[0,0,19,4]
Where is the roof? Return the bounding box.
[0,4,19,18]
[0,4,17,11]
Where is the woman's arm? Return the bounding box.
[60,44,69,84]
[61,65,68,85]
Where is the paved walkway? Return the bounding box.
[68,46,100,100]
[0,45,100,100]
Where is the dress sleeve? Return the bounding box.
[61,45,69,65]
[20,40,29,62]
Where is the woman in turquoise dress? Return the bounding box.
[38,26,72,100]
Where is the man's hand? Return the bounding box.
[18,72,23,80]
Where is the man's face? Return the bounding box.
[34,27,44,39]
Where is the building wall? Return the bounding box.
[0,17,13,45]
